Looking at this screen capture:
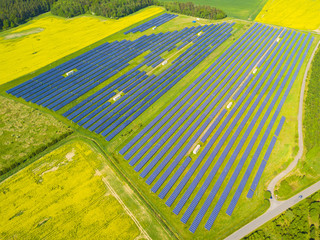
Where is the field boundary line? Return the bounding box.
[80,135,180,240]
[97,170,151,240]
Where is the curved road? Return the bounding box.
[225,181,320,240]
[267,39,320,203]
[225,39,320,240]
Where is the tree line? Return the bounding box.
[51,0,157,18]
[0,0,227,31]
[51,0,227,20]
[0,0,55,30]
[159,2,226,20]
[304,46,320,153]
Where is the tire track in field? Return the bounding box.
[97,170,152,240]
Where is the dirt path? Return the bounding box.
[97,170,152,240]
[267,39,320,204]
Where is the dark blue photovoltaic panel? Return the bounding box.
[274,116,285,137]
[249,160,267,193]
[171,25,276,219]
[247,189,254,198]
[263,136,277,161]
[127,23,255,170]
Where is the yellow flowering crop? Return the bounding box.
[0,141,140,239]
[0,6,164,84]
[255,0,320,30]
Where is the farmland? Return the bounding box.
[160,0,268,20]
[255,0,320,30]
[0,6,164,85]
[1,5,320,240]
[0,141,140,239]
[0,140,172,239]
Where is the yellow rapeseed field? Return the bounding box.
[0,141,140,239]
[255,0,320,30]
[0,6,163,84]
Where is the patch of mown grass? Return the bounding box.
[0,96,73,176]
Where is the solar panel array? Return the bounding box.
[120,23,313,233]
[247,116,285,198]
[7,22,233,142]
[124,13,178,34]
[62,22,233,140]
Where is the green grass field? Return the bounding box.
[0,95,73,176]
[160,0,268,20]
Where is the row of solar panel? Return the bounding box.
[118,24,244,156]
[173,27,286,224]
[120,23,261,156]
[120,21,264,220]
[182,30,312,230]
[143,25,212,67]
[7,40,116,94]
[124,24,241,164]
[8,24,201,113]
[7,41,121,94]
[173,23,230,64]
[224,33,312,221]
[100,30,233,140]
[69,71,150,125]
[124,13,178,34]
[125,24,269,170]
[100,24,234,139]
